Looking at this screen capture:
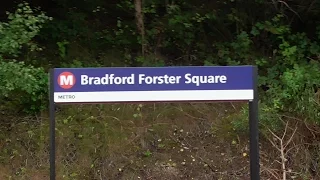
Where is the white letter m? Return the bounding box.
[60,75,73,85]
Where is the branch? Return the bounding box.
[266,121,298,180]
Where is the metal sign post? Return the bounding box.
[49,66,259,180]
[49,69,56,180]
[249,66,259,180]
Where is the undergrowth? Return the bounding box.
[1,103,320,179]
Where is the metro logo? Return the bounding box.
[57,72,76,89]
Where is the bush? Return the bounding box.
[0,2,51,115]
[225,15,320,133]
[0,61,48,114]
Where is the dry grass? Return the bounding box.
[0,103,319,179]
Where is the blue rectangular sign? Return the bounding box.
[52,66,255,103]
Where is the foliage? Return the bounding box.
[0,2,51,114]
[0,61,48,114]
[0,2,51,57]
[229,14,320,132]
[254,15,320,125]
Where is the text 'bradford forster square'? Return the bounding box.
[80,73,227,86]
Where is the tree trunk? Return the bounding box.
[134,0,146,57]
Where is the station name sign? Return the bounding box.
[53,66,254,103]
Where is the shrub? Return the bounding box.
[0,2,51,114]
[222,15,320,133]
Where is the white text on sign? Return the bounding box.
[80,73,227,86]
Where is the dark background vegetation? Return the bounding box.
[0,0,320,179]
